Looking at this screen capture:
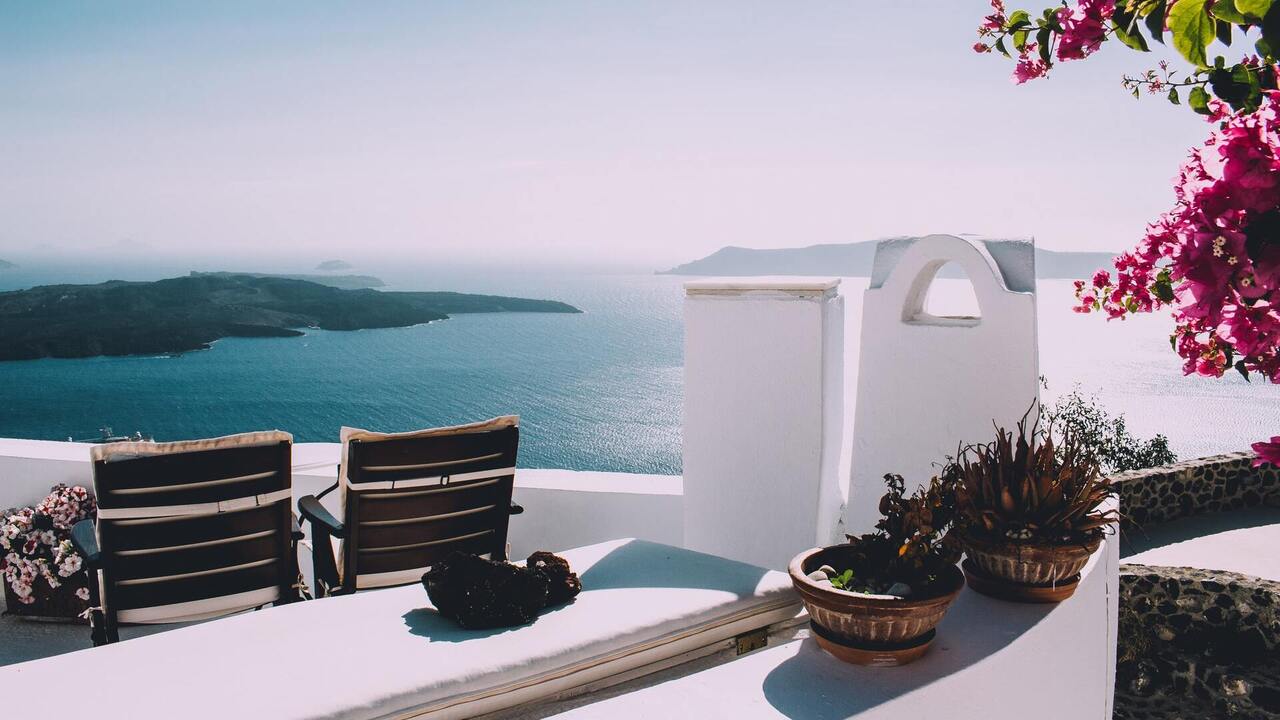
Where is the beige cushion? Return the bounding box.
[90,430,293,463]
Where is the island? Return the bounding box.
[316,260,354,271]
[659,238,1117,279]
[191,271,385,289]
[0,273,580,361]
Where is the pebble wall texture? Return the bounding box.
[1113,453,1280,719]
[1113,452,1280,533]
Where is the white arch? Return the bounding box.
[845,234,1040,535]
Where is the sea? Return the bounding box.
[1,264,1277,475]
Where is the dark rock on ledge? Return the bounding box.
[422,551,581,630]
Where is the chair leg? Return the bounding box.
[84,568,115,646]
[309,527,340,599]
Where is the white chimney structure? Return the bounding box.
[682,279,845,570]
[846,234,1040,534]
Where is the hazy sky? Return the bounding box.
[1,2,1210,269]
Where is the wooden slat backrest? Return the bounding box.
[341,424,518,590]
[92,439,294,622]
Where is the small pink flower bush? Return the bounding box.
[1,485,96,607]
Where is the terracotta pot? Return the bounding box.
[959,532,1100,603]
[788,544,963,665]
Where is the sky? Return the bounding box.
[0,1,1214,271]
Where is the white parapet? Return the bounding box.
[682,278,845,571]
[847,235,1040,534]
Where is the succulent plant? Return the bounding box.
[949,409,1117,546]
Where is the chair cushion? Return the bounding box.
[2,539,801,720]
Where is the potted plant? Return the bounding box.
[789,473,963,666]
[950,413,1117,603]
[1,484,96,620]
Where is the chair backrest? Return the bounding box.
[90,431,295,625]
[337,416,519,591]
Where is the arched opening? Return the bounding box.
[902,260,983,326]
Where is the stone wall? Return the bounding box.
[1116,565,1280,719]
[1112,452,1280,532]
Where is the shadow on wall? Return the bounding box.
[761,589,1057,720]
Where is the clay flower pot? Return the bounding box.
[788,544,964,667]
[960,531,1100,603]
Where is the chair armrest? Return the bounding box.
[509,502,524,515]
[70,519,101,567]
[298,495,344,538]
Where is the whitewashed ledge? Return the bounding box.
[545,534,1120,720]
[0,439,684,557]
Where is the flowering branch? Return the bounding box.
[977,0,1280,468]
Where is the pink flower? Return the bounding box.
[1056,0,1113,61]
[1252,436,1280,467]
[1012,43,1049,84]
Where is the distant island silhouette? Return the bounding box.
[0,259,16,270]
[659,238,1116,279]
[0,273,580,361]
[191,271,384,289]
[316,259,353,271]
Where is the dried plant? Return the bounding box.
[839,473,961,594]
[949,408,1117,546]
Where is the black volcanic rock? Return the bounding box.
[422,551,581,630]
[527,551,582,606]
[0,273,580,361]
[423,552,549,630]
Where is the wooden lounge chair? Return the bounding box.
[70,431,303,646]
[297,416,522,597]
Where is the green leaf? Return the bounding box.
[1189,85,1213,114]
[1014,28,1030,51]
[1236,0,1273,21]
[1264,4,1280,57]
[1217,18,1234,45]
[995,37,1011,58]
[1145,0,1169,44]
[1168,86,1181,103]
[1235,359,1252,381]
[1037,26,1053,63]
[1114,13,1153,50]
[1153,268,1175,302]
[1008,9,1031,27]
[1169,0,1216,67]
[1212,1,1247,23]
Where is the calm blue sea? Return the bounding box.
[0,264,1276,473]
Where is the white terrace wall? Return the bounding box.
[682,279,845,571]
[0,440,684,558]
[847,235,1041,534]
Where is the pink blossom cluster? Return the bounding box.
[1055,0,1114,61]
[1254,436,1280,467]
[1075,92,1280,386]
[1,485,96,605]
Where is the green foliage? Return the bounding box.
[828,569,855,590]
[950,409,1118,545]
[978,0,1280,117]
[1046,389,1178,473]
[837,473,962,594]
[1169,0,1215,67]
